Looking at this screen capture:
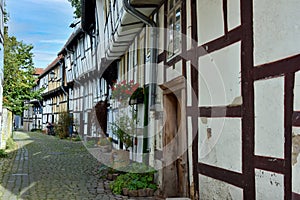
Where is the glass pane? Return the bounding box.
[168,17,174,57]
[174,8,181,52]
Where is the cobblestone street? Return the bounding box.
[0,131,144,200]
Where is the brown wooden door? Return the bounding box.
[163,91,188,197]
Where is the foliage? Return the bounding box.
[68,0,81,18]
[3,28,43,115]
[111,80,139,101]
[111,114,137,150]
[6,137,17,151]
[54,112,73,139]
[97,137,111,146]
[0,149,8,158]
[72,135,81,141]
[110,163,157,194]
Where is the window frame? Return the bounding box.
[167,0,182,59]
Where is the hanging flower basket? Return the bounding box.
[111,80,140,102]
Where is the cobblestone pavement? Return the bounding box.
[0,131,156,200]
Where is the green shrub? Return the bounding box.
[0,149,8,158]
[72,135,81,141]
[6,137,17,151]
[110,163,157,194]
[55,112,73,139]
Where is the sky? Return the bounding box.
[6,0,75,68]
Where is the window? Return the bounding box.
[167,0,182,58]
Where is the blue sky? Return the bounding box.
[6,0,75,68]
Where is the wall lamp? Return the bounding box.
[69,20,80,28]
[50,70,57,82]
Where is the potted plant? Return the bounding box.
[110,114,137,169]
[111,114,136,151]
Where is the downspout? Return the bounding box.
[123,0,158,164]
[123,0,157,109]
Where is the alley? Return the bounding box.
[0,131,127,200]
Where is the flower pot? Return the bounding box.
[110,149,130,169]
[146,188,155,196]
[128,190,138,197]
[122,188,129,196]
[138,189,147,197]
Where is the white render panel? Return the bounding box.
[186,61,192,107]
[293,129,300,194]
[198,0,224,45]
[254,77,284,158]
[199,175,243,200]
[199,42,241,106]
[295,71,300,110]
[253,0,300,66]
[198,118,242,173]
[166,60,183,82]
[157,62,164,85]
[227,0,241,30]
[187,117,194,184]
[186,0,192,51]
[255,169,284,200]
[158,8,164,54]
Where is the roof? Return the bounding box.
[34,68,44,76]
[39,55,63,78]
[58,27,83,55]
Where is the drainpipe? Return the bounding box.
[123,0,157,109]
[123,0,158,164]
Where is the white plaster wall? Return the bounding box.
[186,61,192,107]
[187,117,194,189]
[199,174,243,200]
[227,0,240,30]
[186,0,192,51]
[253,0,300,66]
[292,127,300,194]
[293,70,300,195]
[255,169,283,200]
[198,118,242,173]
[157,62,164,86]
[158,7,164,54]
[197,0,224,45]
[199,42,241,107]
[166,60,183,82]
[254,77,284,158]
[295,71,300,110]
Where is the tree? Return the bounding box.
[68,0,81,18]
[3,28,42,115]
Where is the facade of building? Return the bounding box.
[40,55,69,128]
[81,0,300,199]
[23,68,44,131]
[22,0,300,199]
